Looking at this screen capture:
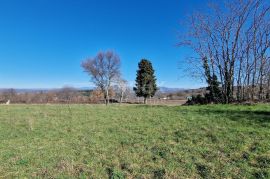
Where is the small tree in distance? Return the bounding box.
[114,77,128,104]
[134,59,157,104]
[81,51,121,105]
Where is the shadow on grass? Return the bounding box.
[193,108,270,125]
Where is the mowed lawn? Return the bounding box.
[0,104,269,178]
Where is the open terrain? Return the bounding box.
[0,104,269,178]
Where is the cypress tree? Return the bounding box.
[134,59,157,104]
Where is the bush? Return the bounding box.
[185,94,208,105]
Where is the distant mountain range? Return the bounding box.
[158,87,186,93]
[0,87,94,93]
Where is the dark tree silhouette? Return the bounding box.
[203,57,222,103]
[134,59,157,104]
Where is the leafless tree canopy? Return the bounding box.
[81,51,121,105]
[181,0,270,102]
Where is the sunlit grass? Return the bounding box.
[0,104,269,178]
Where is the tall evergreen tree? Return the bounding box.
[134,59,157,104]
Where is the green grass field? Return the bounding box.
[0,104,269,178]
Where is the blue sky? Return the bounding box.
[0,0,207,89]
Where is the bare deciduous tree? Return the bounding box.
[81,51,121,105]
[114,77,128,104]
[180,0,270,103]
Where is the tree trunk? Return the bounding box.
[246,68,251,100]
[144,97,147,104]
[258,60,264,100]
[105,89,109,106]
[120,91,124,104]
[237,65,242,101]
[266,77,270,99]
[251,29,258,101]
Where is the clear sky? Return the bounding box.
[0,0,207,89]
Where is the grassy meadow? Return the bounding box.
[0,104,269,178]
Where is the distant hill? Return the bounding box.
[0,86,194,94]
[158,87,186,93]
[0,87,94,93]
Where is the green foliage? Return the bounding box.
[186,94,207,105]
[134,59,157,103]
[203,57,211,85]
[205,75,223,102]
[0,104,269,178]
[203,57,223,103]
[187,59,223,105]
